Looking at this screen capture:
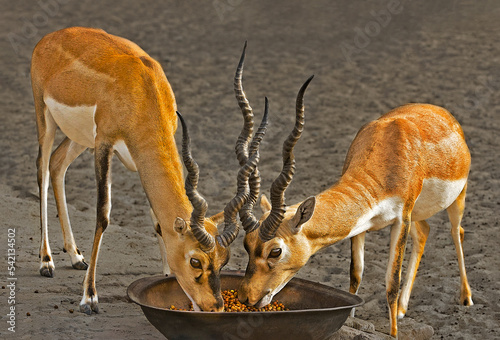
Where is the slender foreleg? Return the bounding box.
[386,215,411,337]
[79,142,113,314]
[349,232,366,317]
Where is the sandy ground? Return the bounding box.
[0,0,499,339]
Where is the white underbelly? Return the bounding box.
[45,97,138,172]
[45,96,97,148]
[412,177,467,221]
[345,177,467,238]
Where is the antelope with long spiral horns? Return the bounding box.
[235,51,472,337]
[30,27,268,313]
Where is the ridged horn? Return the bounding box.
[233,42,263,233]
[217,100,269,247]
[259,75,314,242]
[241,99,268,232]
[234,41,252,166]
[176,111,215,251]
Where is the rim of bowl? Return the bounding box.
[127,271,364,315]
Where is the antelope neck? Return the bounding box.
[130,131,193,234]
[304,174,396,252]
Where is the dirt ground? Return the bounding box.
[0,0,499,339]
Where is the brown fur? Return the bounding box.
[31,27,229,313]
[240,103,472,337]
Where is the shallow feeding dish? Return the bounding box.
[127,271,364,340]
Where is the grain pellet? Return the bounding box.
[169,290,289,312]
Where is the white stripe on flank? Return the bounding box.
[346,197,403,239]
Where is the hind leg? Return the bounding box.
[50,137,88,270]
[35,99,57,277]
[398,220,430,318]
[446,182,473,306]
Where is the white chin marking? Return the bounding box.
[258,277,293,308]
[256,294,273,308]
[185,291,201,311]
[191,301,201,311]
[175,279,202,311]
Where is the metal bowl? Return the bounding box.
[127,271,364,340]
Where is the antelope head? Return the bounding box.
[234,45,314,307]
[169,63,269,311]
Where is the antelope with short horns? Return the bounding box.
[236,52,472,337]
[30,27,268,313]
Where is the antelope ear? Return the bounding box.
[260,194,272,213]
[209,211,225,225]
[174,217,190,235]
[290,196,316,233]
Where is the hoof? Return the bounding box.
[79,303,94,315]
[461,296,473,306]
[79,301,99,315]
[40,265,54,278]
[72,260,89,270]
[80,293,99,315]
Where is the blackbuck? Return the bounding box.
[236,58,472,337]
[30,27,268,314]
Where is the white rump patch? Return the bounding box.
[45,97,97,148]
[412,178,467,221]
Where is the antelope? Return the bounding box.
[30,27,268,313]
[236,52,472,337]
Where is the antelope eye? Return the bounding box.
[269,248,282,258]
[190,258,202,269]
